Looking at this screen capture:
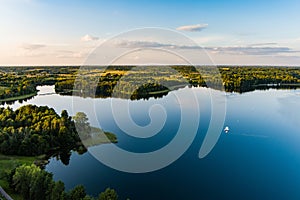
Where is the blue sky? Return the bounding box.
[1,0,300,65]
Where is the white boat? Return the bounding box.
[224,126,230,133]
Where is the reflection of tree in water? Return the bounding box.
[43,145,87,166]
[57,150,72,165]
[0,95,35,105]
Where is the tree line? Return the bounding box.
[2,65,300,103]
[5,164,118,200]
[0,74,37,101]
[55,66,300,99]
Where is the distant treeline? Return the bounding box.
[218,66,300,92]
[0,66,77,104]
[1,66,300,102]
[55,66,300,98]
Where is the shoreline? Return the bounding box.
[0,92,37,103]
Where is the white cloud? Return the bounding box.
[248,42,278,47]
[20,43,46,50]
[176,24,208,32]
[114,39,296,55]
[206,46,297,55]
[114,40,175,48]
[81,34,99,42]
[17,43,47,58]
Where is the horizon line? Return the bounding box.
[1,64,300,68]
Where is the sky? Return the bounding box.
[1,0,300,66]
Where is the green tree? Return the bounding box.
[98,188,118,200]
[73,112,89,126]
[69,185,87,200]
[29,170,53,200]
[48,180,65,200]
[12,164,69,200]
[61,110,69,119]
[12,164,41,199]
[73,112,91,139]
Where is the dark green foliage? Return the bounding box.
[10,164,118,200]
[69,185,87,200]
[29,169,53,200]
[12,164,54,200]
[98,188,118,200]
[0,105,81,156]
[0,76,36,101]
[103,131,117,143]
[48,181,65,200]
[218,66,300,92]
[131,82,169,100]
[55,79,75,95]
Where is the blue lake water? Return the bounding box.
[5,86,300,199]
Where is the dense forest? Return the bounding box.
[218,66,300,92]
[0,105,83,157]
[0,74,37,101]
[0,105,116,162]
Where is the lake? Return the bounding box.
[4,85,300,199]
